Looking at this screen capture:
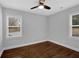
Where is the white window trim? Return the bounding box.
[70,13,79,38]
[6,15,22,38]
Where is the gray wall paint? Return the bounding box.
[0,5,2,51]
[2,8,47,49]
[49,5,79,51]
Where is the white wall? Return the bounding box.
[0,5,2,52]
[48,5,79,51]
[2,8,47,50]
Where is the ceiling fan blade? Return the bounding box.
[31,6,38,9]
[44,5,51,10]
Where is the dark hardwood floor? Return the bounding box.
[1,41,79,58]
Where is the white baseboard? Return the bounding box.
[49,40,79,52]
[4,40,48,50]
[3,38,79,53]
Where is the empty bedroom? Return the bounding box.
[0,0,79,58]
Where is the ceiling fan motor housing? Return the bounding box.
[39,0,45,3]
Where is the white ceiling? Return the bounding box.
[0,0,79,16]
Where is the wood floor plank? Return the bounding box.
[1,41,79,58]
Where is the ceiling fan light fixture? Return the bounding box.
[38,5,44,9]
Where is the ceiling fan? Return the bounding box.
[31,0,51,10]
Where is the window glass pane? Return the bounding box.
[9,17,20,26]
[72,26,79,36]
[9,27,20,33]
[72,14,79,25]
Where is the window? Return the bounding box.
[70,14,79,37]
[7,16,22,38]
